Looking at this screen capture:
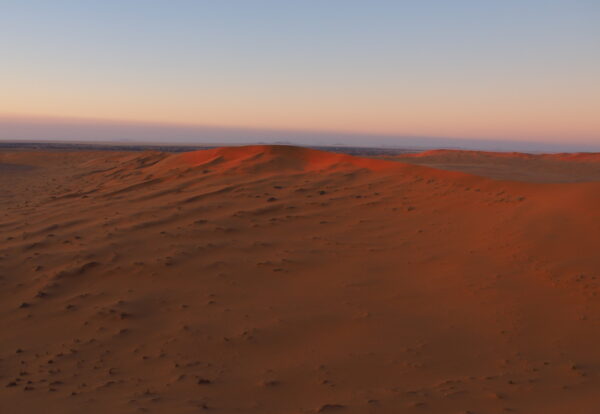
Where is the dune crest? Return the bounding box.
[165,145,398,174]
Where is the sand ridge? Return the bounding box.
[2,145,600,413]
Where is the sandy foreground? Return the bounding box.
[1,145,600,413]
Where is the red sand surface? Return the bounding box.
[2,145,600,413]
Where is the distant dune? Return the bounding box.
[2,146,600,413]
[400,148,600,162]
[391,149,600,182]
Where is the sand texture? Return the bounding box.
[2,145,600,413]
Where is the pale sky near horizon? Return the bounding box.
[1,0,599,149]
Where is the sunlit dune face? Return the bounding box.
[169,145,394,173]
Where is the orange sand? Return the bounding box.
[2,145,600,413]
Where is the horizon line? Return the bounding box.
[1,113,599,153]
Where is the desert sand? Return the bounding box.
[2,145,600,413]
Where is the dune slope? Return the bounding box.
[2,146,600,413]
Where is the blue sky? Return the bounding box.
[1,1,599,149]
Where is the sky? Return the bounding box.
[1,0,599,150]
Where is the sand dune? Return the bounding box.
[2,145,600,413]
[391,149,600,183]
